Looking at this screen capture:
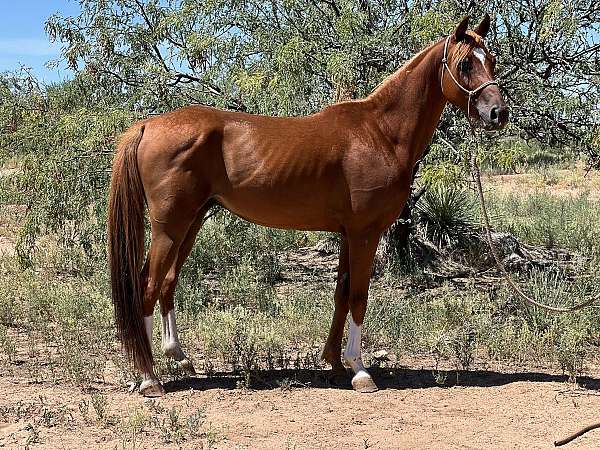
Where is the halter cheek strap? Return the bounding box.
[440,35,499,122]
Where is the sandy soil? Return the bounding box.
[2,365,600,449]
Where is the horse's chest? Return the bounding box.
[346,150,410,200]
[347,172,411,228]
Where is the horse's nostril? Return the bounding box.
[490,106,499,123]
[489,105,508,126]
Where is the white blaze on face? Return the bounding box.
[344,316,371,380]
[474,47,488,74]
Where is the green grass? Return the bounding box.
[2,179,600,388]
[486,191,600,256]
[0,261,114,385]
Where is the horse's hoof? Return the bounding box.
[351,372,378,393]
[177,358,196,376]
[139,379,165,397]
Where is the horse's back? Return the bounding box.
[134,102,399,232]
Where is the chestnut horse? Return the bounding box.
[108,15,508,396]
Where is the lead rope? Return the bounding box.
[468,132,600,447]
[444,34,599,444]
[442,34,599,313]
[442,34,600,313]
[469,136,600,313]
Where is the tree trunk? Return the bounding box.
[381,157,427,258]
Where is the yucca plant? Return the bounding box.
[415,186,477,249]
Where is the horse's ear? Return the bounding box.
[453,16,470,42]
[474,13,491,38]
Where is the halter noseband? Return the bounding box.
[440,35,499,122]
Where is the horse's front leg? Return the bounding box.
[322,236,350,382]
[344,231,381,393]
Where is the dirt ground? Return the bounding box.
[2,363,600,449]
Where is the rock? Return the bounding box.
[372,350,389,361]
[127,381,138,394]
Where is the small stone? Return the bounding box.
[372,350,389,361]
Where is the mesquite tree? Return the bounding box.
[46,1,599,153]
[3,0,597,261]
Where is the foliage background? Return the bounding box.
[1,0,600,385]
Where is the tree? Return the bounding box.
[46,1,599,152]
[0,70,134,270]
[4,0,596,263]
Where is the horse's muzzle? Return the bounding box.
[487,104,509,130]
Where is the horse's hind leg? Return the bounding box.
[159,202,213,375]
[138,208,202,396]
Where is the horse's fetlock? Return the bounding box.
[162,341,184,360]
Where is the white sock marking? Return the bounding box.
[344,317,368,376]
[142,315,154,381]
[161,309,184,359]
[144,315,153,344]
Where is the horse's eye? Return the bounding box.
[459,59,472,73]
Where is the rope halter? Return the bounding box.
[440,35,499,123]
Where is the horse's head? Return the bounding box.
[441,14,508,130]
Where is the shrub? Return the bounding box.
[197,305,285,382]
[416,187,477,248]
[487,192,600,256]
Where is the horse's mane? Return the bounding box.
[369,31,484,97]
[369,38,443,97]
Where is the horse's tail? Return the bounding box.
[107,124,153,375]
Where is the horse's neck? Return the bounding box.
[368,42,447,166]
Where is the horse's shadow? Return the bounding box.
[163,366,600,394]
